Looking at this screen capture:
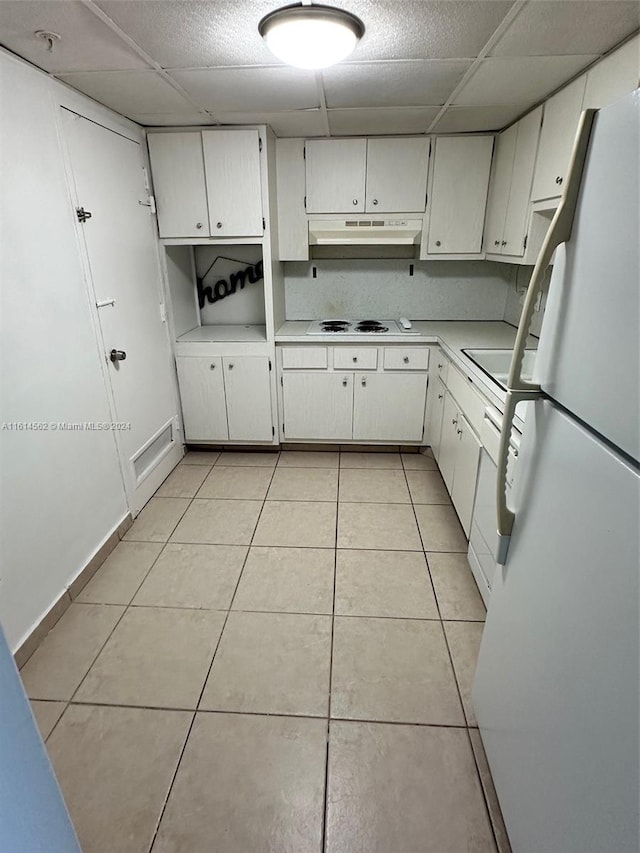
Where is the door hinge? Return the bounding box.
[304,195,307,209]
[259,137,263,152]
[280,375,283,386]
[282,423,285,433]
[76,206,92,223]
[272,426,275,436]
[303,145,306,159]
[269,359,272,371]
[263,217,266,231]
[523,234,528,250]
[138,195,156,214]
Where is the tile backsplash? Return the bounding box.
[284,260,514,321]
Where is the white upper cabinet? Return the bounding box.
[583,36,640,109]
[305,139,367,213]
[305,137,429,214]
[484,123,517,253]
[364,138,430,213]
[425,135,494,255]
[202,129,263,238]
[147,132,210,238]
[485,106,543,258]
[531,76,586,202]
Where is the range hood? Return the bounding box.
[308,218,422,245]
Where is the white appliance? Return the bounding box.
[467,406,521,606]
[473,91,639,852]
[308,218,422,245]
[306,319,420,335]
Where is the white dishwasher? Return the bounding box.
[467,406,521,607]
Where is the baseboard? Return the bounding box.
[14,511,134,669]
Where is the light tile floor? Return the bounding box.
[23,449,511,853]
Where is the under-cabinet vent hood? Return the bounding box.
[308,218,422,246]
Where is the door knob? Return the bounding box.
[109,349,126,362]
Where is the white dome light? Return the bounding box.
[258,4,365,70]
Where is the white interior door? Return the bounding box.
[62,109,181,511]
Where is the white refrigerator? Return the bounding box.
[472,90,640,853]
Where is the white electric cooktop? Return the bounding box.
[306,319,420,336]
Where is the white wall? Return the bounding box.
[0,51,129,651]
[284,259,513,320]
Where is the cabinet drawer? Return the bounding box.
[383,347,429,371]
[446,365,486,434]
[333,347,377,370]
[281,347,327,369]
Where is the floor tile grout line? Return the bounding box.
[464,725,504,853]
[146,460,282,853]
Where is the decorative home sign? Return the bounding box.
[197,257,264,309]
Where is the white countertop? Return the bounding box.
[275,320,538,423]
[177,324,267,343]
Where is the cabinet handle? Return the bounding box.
[555,176,563,185]
[501,240,507,246]
[437,363,443,369]
[352,356,358,362]
[352,199,358,205]
[372,198,378,205]
[196,222,203,230]
[457,428,463,435]
[342,377,348,387]
[438,394,443,400]
[361,378,366,387]
[209,363,216,370]
[216,221,223,229]
[494,240,500,246]
[435,240,441,247]
[228,363,234,370]
[452,418,458,426]
[403,356,409,363]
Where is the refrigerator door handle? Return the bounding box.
[496,389,541,564]
[507,109,598,393]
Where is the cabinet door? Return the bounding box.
[223,357,273,442]
[202,129,263,237]
[365,138,429,213]
[501,106,542,256]
[531,77,586,202]
[176,356,229,441]
[583,36,640,109]
[438,393,459,493]
[450,414,482,537]
[282,372,353,440]
[483,123,517,252]
[353,373,427,442]
[425,376,446,459]
[147,132,209,238]
[305,139,367,213]
[428,135,494,254]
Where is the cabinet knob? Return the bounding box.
[403,356,409,364]
[555,176,563,185]
[437,363,443,369]
[228,363,234,369]
[342,378,348,387]
[372,198,378,205]
[494,240,500,246]
[216,221,223,229]
[353,356,358,362]
[438,394,443,400]
[352,199,358,205]
[435,240,441,247]
[196,222,203,230]
[361,378,366,387]
[452,418,457,426]
[457,428,463,435]
[501,240,507,246]
[209,363,216,370]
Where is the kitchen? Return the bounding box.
[1,2,639,852]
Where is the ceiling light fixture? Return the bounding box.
[258,3,365,70]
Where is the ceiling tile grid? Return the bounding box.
[0,1,637,134]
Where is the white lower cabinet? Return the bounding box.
[424,375,446,459]
[223,357,273,442]
[438,390,482,536]
[353,373,427,442]
[282,372,353,440]
[438,393,460,492]
[176,355,273,442]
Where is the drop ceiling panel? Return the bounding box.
[0,0,148,72]
[328,107,440,136]
[323,60,472,108]
[339,1,514,61]
[57,71,199,116]
[169,67,319,112]
[95,0,280,68]
[130,113,217,127]
[454,55,598,106]
[492,1,640,57]
[432,105,526,133]
[207,109,326,137]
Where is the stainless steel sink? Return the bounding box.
[462,348,536,387]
